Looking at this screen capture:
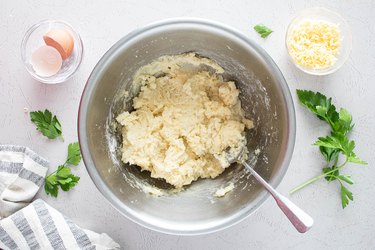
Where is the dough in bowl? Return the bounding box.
[116,53,253,189]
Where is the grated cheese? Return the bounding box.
[287,19,341,70]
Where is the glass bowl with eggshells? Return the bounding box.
[21,20,83,84]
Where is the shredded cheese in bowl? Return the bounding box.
[285,8,352,75]
[287,19,340,70]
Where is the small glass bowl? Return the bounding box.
[285,7,352,75]
[21,20,83,84]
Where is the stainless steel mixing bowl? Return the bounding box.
[78,18,296,235]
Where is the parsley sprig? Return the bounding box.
[290,90,367,208]
[30,110,63,140]
[254,24,273,38]
[44,142,82,197]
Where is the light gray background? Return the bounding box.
[1,0,374,249]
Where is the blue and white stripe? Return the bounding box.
[64,216,95,250]
[0,145,120,250]
[0,145,49,219]
[0,145,120,249]
[0,199,103,250]
[0,145,49,167]
[33,200,66,250]
[11,211,40,250]
[0,225,19,250]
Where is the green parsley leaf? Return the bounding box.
[44,143,81,197]
[254,24,273,38]
[338,175,354,185]
[44,165,80,197]
[314,135,343,151]
[323,166,339,182]
[59,175,80,191]
[291,89,367,209]
[319,146,340,163]
[341,184,353,208]
[296,90,340,129]
[297,90,354,136]
[44,179,59,197]
[347,152,367,165]
[322,168,354,185]
[66,142,82,166]
[56,165,72,178]
[296,90,331,116]
[314,132,357,157]
[335,133,355,156]
[334,108,354,134]
[30,110,63,140]
[45,173,57,185]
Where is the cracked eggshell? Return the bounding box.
[43,29,74,60]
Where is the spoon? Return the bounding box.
[228,151,314,233]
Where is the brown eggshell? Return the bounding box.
[43,29,74,60]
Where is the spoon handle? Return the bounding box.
[273,193,314,233]
[243,162,314,233]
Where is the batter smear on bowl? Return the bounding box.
[116,53,253,189]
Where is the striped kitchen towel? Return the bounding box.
[0,145,49,219]
[0,145,120,249]
[0,199,120,250]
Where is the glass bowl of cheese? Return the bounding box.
[286,7,352,75]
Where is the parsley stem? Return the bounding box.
[290,158,348,194]
[46,170,57,179]
[46,164,66,178]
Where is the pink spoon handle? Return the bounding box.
[243,162,314,233]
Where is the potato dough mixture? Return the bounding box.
[116,53,253,189]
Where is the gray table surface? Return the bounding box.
[1,0,374,249]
